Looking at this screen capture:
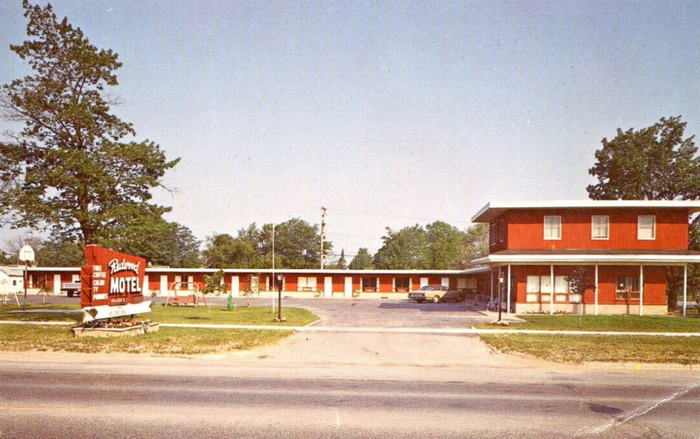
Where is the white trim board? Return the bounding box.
[472,199,700,222]
[473,254,700,265]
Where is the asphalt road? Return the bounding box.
[0,365,697,439]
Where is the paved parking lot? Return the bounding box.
[30,295,491,328]
[230,297,491,328]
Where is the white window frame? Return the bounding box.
[591,215,609,240]
[554,276,569,293]
[543,216,561,240]
[637,215,656,240]
[526,276,540,293]
[297,276,317,291]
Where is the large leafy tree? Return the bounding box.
[424,221,464,269]
[91,206,200,267]
[0,1,179,244]
[203,233,262,269]
[258,219,331,269]
[373,225,428,269]
[587,116,700,306]
[460,223,489,267]
[373,222,470,269]
[35,239,83,266]
[349,248,374,269]
[588,116,700,200]
[202,218,331,269]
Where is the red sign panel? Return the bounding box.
[81,245,146,308]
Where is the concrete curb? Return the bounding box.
[1,320,699,337]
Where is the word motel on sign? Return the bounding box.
[109,276,142,294]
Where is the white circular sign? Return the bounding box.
[19,245,35,262]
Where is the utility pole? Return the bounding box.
[271,225,276,314]
[320,207,327,270]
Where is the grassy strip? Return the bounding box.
[475,314,700,332]
[0,325,291,355]
[149,305,318,326]
[0,304,319,327]
[0,303,81,322]
[481,333,700,364]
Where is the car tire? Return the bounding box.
[432,296,440,303]
[67,291,73,297]
[416,299,423,303]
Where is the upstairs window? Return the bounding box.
[637,215,655,240]
[543,216,561,240]
[591,215,609,240]
[489,223,496,245]
[498,219,505,243]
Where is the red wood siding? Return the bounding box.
[500,208,688,251]
[512,265,666,306]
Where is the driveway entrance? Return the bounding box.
[232,298,490,328]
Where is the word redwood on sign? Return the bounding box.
[80,245,151,322]
[107,259,141,275]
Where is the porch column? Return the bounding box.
[550,264,554,315]
[490,269,494,303]
[594,264,599,316]
[683,264,688,317]
[639,265,644,316]
[506,264,511,314]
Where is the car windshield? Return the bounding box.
[420,286,436,291]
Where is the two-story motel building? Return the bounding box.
[471,200,700,315]
[20,200,700,316]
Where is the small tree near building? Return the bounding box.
[566,267,591,326]
[202,269,226,296]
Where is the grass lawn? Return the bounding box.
[0,303,319,326]
[0,303,81,322]
[0,325,291,355]
[0,303,317,354]
[481,333,700,364]
[150,305,318,326]
[475,314,700,332]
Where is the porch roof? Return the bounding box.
[472,249,700,265]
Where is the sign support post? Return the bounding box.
[18,245,34,308]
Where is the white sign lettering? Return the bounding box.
[109,277,142,294]
[107,259,140,275]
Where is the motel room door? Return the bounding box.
[324,277,333,298]
[344,277,352,298]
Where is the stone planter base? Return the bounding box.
[71,322,160,338]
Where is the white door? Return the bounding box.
[441,277,450,288]
[344,277,352,298]
[160,275,168,296]
[71,274,80,283]
[324,276,333,298]
[230,276,240,297]
[143,275,150,296]
[420,277,428,287]
[187,275,194,291]
[174,275,182,291]
[53,274,61,294]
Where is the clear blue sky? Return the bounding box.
[1,1,699,257]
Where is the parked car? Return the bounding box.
[408,285,466,303]
[62,282,81,297]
